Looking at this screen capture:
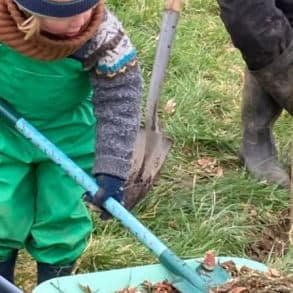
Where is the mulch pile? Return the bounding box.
[210,260,293,292]
[116,280,180,292]
[115,258,293,293]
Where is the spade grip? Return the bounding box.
[165,0,181,12]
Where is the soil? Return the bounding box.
[212,208,293,293]
[245,209,291,262]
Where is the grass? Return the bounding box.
[16,0,292,292]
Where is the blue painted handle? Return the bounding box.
[15,118,206,291]
[0,276,23,293]
[0,98,206,291]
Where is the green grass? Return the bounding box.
[16,0,292,291]
[79,0,291,273]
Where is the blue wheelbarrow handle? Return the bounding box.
[0,98,210,292]
[0,276,23,293]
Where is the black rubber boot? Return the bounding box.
[37,262,75,284]
[240,69,290,188]
[0,250,18,284]
[251,40,293,114]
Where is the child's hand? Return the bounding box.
[83,174,125,220]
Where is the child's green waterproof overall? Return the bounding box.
[0,44,94,265]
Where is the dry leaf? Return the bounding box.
[79,284,94,293]
[249,209,258,217]
[202,250,216,271]
[164,99,177,114]
[215,166,224,177]
[196,157,224,177]
[225,44,237,53]
[116,288,141,293]
[230,287,247,293]
[268,268,281,277]
[197,157,215,168]
[289,224,293,244]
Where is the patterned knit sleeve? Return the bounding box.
[85,9,143,180]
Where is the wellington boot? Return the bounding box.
[240,69,290,188]
[251,40,293,114]
[37,262,75,284]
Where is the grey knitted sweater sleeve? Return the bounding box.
[84,9,143,180]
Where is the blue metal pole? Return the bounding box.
[0,276,23,293]
[14,117,206,291]
[0,98,209,291]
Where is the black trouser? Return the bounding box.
[216,1,293,187]
[217,0,293,70]
[276,0,293,24]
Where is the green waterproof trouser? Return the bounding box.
[0,44,94,265]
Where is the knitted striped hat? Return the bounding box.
[14,0,99,17]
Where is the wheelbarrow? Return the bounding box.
[33,257,267,293]
[0,103,268,292]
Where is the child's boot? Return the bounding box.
[37,262,75,284]
[240,69,290,188]
[0,250,18,283]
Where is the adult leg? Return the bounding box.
[218,0,293,186]
[240,69,289,187]
[217,0,293,70]
[218,0,293,112]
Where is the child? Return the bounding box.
[217,0,293,188]
[0,0,142,285]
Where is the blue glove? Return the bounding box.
[83,174,125,219]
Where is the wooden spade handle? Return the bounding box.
[145,0,181,131]
[165,0,181,12]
